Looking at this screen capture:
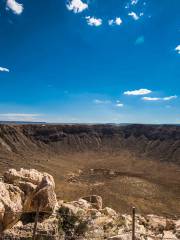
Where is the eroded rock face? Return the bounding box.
[0,168,57,231]
[0,182,24,230]
[23,175,57,213]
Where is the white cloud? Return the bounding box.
[131,0,138,5]
[108,17,122,26]
[0,113,42,121]
[142,96,177,101]
[0,67,9,72]
[6,0,23,15]
[94,99,111,104]
[128,12,139,20]
[66,0,88,13]
[86,16,102,27]
[124,89,152,96]
[115,17,122,25]
[163,95,177,101]
[115,101,124,107]
[175,45,180,54]
[142,97,161,101]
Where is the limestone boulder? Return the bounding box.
[3,169,57,213]
[0,168,57,231]
[4,168,55,187]
[0,182,24,230]
[32,185,57,212]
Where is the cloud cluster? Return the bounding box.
[124,89,152,96]
[93,91,177,111]
[108,17,122,26]
[85,16,102,27]
[66,0,88,13]
[125,0,140,9]
[66,0,147,26]
[124,89,177,102]
[6,0,23,15]
[125,0,145,20]
[0,67,9,72]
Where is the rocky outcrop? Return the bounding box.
[0,168,57,230]
[1,168,179,240]
[4,198,180,240]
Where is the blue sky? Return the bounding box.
[0,0,179,123]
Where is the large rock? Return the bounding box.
[0,182,24,230]
[3,168,57,212]
[0,168,57,231]
[4,168,55,187]
[28,175,57,212]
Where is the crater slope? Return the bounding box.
[0,124,179,216]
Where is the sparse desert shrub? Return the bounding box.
[58,206,90,238]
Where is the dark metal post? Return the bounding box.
[132,207,136,240]
[32,206,40,240]
[0,230,3,240]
